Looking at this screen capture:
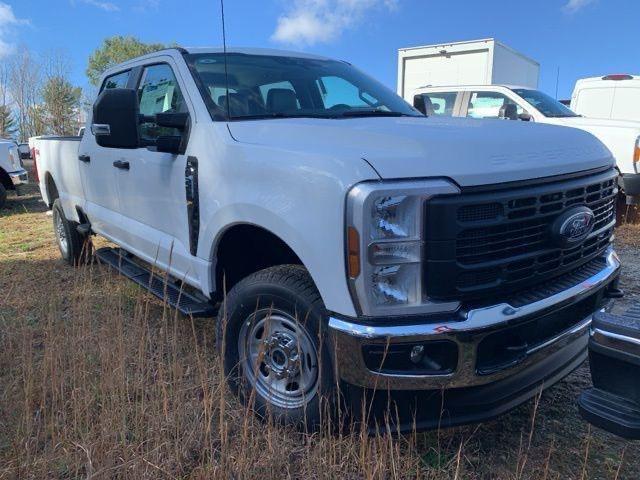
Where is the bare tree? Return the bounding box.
[9,47,44,141]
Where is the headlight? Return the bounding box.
[9,148,21,169]
[634,136,640,170]
[346,179,460,317]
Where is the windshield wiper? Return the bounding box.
[337,109,414,118]
[230,112,332,120]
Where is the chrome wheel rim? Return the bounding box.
[238,308,319,410]
[54,210,69,258]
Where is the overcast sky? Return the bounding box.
[4,0,639,99]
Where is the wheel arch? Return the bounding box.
[0,167,12,190]
[211,222,305,300]
[44,171,59,208]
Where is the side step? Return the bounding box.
[579,388,640,440]
[95,247,216,318]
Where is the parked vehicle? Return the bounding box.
[0,140,28,208]
[409,85,640,203]
[571,74,640,122]
[579,305,640,440]
[397,38,539,101]
[35,47,622,431]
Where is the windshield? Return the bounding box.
[511,88,579,118]
[186,53,420,120]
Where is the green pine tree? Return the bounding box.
[0,105,17,140]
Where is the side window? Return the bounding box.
[421,92,457,116]
[137,63,187,142]
[100,70,131,92]
[466,91,521,119]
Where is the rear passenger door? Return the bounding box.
[112,61,198,286]
[81,69,132,240]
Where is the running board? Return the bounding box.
[95,247,216,317]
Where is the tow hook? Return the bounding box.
[604,281,625,299]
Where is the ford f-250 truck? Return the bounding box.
[35,47,623,432]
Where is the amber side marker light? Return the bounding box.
[634,139,640,164]
[347,226,360,278]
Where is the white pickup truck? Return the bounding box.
[0,140,28,208]
[35,47,622,432]
[410,85,640,204]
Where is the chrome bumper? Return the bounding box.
[9,168,28,186]
[328,249,621,391]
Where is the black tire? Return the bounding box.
[218,265,337,431]
[0,183,6,209]
[52,199,91,266]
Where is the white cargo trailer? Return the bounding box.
[397,38,540,101]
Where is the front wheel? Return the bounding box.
[218,265,337,430]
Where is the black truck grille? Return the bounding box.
[424,168,617,301]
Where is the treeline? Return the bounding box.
[2,36,169,142]
[1,48,83,141]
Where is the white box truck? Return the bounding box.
[397,38,539,100]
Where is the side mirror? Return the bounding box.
[499,103,519,121]
[92,88,140,149]
[518,112,532,122]
[155,112,189,130]
[156,136,183,154]
[413,95,427,115]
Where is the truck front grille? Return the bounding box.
[424,168,617,302]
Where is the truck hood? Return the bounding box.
[227,116,613,187]
[546,116,640,132]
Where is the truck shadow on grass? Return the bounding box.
[1,255,638,479]
[0,186,49,218]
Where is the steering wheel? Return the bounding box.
[328,104,351,111]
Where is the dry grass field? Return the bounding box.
[1,184,639,479]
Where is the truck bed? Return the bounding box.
[33,136,83,213]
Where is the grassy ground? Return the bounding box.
[1,185,639,479]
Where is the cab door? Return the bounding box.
[111,61,198,286]
[80,69,132,241]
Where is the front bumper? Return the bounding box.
[328,249,620,391]
[9,168,28,186]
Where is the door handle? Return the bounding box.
[78,154,91,163]
[113,160,130,170]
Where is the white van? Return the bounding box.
[410,84,640,202]
[571,75,640,122]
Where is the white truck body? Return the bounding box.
[410,84,640,199]
[34,47,621,430]
[571,74,640,122]
[397,39,539,100]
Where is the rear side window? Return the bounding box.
[137,63,188,142]
[100,70,131,92]
[421,92,457,116]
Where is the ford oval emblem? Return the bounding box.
[551,206,596,248]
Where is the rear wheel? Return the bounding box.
[219,265,337,430]
[52,199,91,265]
